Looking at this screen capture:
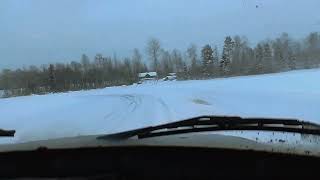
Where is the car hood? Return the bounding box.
[0,132,319,157]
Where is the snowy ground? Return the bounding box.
[1,69,320,144]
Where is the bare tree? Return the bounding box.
[171,49,184,73]
[146,38,161,72]
[159,49,173,76]
[187,44,198,76]
[80,54,90,72]
[132,48,144,76]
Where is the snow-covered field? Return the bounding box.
[1,69,320,144]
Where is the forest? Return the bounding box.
[1,32,320,98]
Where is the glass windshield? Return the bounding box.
[0,0,319,144]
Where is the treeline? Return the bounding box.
[0,52,148,97]
[1,32,320,97]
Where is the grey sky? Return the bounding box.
[0,0,319,69]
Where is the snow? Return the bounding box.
[1,69,320,144]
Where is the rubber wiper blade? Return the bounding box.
[97,126,153,140]
[97,116,320,140]
[0,129,15,137]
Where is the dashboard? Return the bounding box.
[0,146,319,179]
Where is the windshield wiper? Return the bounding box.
[98,116,320,140]
[0,129,15,137]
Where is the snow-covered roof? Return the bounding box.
[138,72,157,78]
[168,73,176,76]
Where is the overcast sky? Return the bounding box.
[0,0,319,69]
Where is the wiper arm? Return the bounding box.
[98,116,320,140]
[0,129,15,137]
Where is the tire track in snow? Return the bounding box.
[77,93,174,130]
[154,97,173,122]
[105,95,139,120]
[101,94,146,132]
[120,94,142,112]
[100,93,174,131]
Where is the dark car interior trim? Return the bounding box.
[0,146,319,179]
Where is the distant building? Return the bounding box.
[163,72,177,81]
[138,72,158,83]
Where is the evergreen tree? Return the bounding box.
[263,43,272,73]
[220,36,234,75]
[201,44,214,77]
[181,61,189,79]
[48,64,56,92]
[287,49,296,70]
[212,46,219,73]
[254,43,264,73]
[272,39,283,72]
[231,36,242,74]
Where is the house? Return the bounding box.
[138,72,158,83]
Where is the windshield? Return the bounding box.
[0,0,320,145]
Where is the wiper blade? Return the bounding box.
[98,116,320,140]
[0,129,15,137]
